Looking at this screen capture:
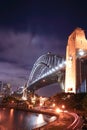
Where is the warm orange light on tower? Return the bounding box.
[65,28,87,93]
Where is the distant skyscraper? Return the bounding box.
[4,83,11,96]
[0,81,3,92]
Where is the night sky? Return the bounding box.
[0,0,87,96]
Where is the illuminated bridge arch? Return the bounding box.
[28,53,66,91]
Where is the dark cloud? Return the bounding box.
[0,62,27,89]
[0,0,87,95]
[0,29,65,92]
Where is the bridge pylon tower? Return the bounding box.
[65,28,87,93]
[22,83,27,100]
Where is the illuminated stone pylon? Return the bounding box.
[22,83,27,100]
[65,28,87,93]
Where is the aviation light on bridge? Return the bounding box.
[55,66,59,70]
[59,62,65,68]
[52,68,55,72]
[42,73,46,77]
[64,61,66,65]
[49,70,52,74]
[46,71,50,75]
[59,64,63,68]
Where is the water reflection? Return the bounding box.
[0,108,49,130]
[36,114,44,124]
[10,108,14,117]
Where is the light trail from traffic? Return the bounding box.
[67,112,83,130]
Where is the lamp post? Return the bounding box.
[61,105,65,116]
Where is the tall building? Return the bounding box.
[0,81,3,92]
[65,28,87,93]
[1,83,12,96]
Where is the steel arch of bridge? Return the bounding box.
[28,53,66,91]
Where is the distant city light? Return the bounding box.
[52,103,56,107]
[61,105,65,109]
[55,108,62,113]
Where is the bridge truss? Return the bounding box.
[28,53,66,91]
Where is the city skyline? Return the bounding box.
[0,0,87,96]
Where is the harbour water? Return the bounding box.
[0,108,56,130]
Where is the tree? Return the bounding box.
[82,94,87,112]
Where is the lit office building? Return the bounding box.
[0,81,3,92]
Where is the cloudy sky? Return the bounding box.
[0,0,87,96]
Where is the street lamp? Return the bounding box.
[55,108,62,113]
[52,103,56,107]
[61,105,65,109]
[61,105,65,116]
